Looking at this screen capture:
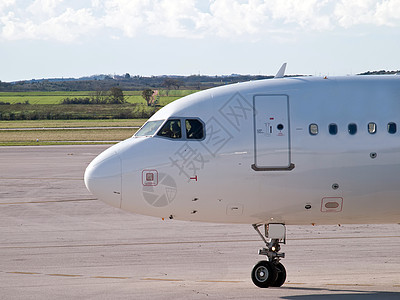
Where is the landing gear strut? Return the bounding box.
[251,223,287,288]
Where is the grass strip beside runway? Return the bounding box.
[0,119,145,145]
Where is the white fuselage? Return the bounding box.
[84,75,400,225]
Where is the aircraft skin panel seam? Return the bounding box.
[252,94,294,171]
[251,163,295,171]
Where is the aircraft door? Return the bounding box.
[252,95,294,171]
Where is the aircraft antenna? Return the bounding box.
[274,63,287,79]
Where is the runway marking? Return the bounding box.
[196,280,243,283]
[0,239,258,249]
[6,271,40,275]
[92,276,131,279]
[2,235,399,250]
[47,274,83,277]
[142,278,184,282]
[0,198,97,205]
[326,283,374,287]
[5,272,400,287]
[290,235,400,241]
[0,177,81,180]
[5,271,129,280]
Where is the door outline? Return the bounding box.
[251,94,295,171]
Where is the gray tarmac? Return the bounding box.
[0,145,399,299]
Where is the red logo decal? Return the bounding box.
[142,170,158,186]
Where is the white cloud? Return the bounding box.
[98,0,338,39]
[0,0,15,13]
[102,0,150,38]
[374,0,400,26]
[0,12,28,40]
[266,0,333,30]
[334,0,378,27]
[27,0,64,17]
[37,7,101,42]
[0,0,400,42]
[334,0,400,27]
[0,5,100,42]
[145,0,206,38]
[91,0,102,9]
[102,0,206,38]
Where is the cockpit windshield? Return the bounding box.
[134,120,164,137]
[157,119,182,139]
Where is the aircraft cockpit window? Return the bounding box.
[329,123,338,135]
[388,122,397,134]
[309,124,318,135]
[157,119,182,139]
[186,119,204,139]
[368,122,377,134]
[348,123,357,135]
[135,120,164,137]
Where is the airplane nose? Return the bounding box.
[84,151,122,209]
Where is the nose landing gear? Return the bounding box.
[251,223,287,288]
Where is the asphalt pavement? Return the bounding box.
[0,145,399,299]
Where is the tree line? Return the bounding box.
[0,75,275,92]
[0,103,157,120]
[61,87,125,104]
[2,70,398,93]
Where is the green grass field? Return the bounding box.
[0,119,146,128]
[0,89,198,145]
[0,119,146,146]
[0,103,158,120]
[0,90,198,105]
[0,128,137,143]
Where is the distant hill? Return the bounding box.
[1,70,398,92]
[358,70,400,75]
[1,74,275,92]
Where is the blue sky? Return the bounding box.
[1,0,400,82]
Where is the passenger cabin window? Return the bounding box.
[157,119,182,139]
[186,119,204,139]
[368,122,377,134]
[135,120,164,137]
[348,123,357,135]
[309,124,318,135]
[329,124,338,135]
[388,122,397,134]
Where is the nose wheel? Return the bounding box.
[251,224,287,288]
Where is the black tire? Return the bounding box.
[271,262,286,287]
[251,260,278,288]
